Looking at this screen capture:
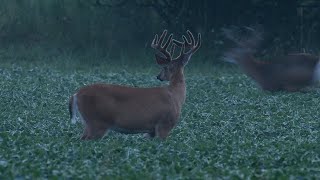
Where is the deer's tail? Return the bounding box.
[69,94,78,124]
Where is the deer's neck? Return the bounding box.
[169,68,186,108]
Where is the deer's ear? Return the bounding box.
[155,54,170,65]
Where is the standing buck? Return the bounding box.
[69,30,201,140]
[223,27,320,92]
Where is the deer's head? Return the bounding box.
[151,30,201,81]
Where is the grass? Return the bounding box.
[1,45,320,179]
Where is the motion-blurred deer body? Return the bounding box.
[223,27,320,92]
[69,30,201,140]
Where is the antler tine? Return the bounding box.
[151,30,173,62]
[184,31,201,55]
[190,33,201,54]
[172,30,201,62]
[172,39,184,47]
[182,35,190,45]
[151,34,158,48]
[158,30,168,47]
[163,34,173,49]
[174,30,195,49]
[169,43,176,56]
[187,30,195,45]
[178,41,186,57]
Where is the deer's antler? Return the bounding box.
[151,30,174,63]
[172,30,201,64]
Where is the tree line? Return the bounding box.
[0,0,319,58]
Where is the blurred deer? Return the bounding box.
[223,26,320,92]
[69,30,201,140]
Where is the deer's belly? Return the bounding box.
[110,127,152,134]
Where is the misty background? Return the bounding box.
[0,0,319,62]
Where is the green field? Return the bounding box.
[1,45,320,179]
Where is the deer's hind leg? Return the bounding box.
[81,126,89,140]
[78,96,111,140]
[80,110,111,140]
[82,120,111,140]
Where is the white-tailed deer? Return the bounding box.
[69,30,201,140]
[223,27,320,92]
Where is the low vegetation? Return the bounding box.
[1,46,320,179]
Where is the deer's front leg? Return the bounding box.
[155,121,174,140]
